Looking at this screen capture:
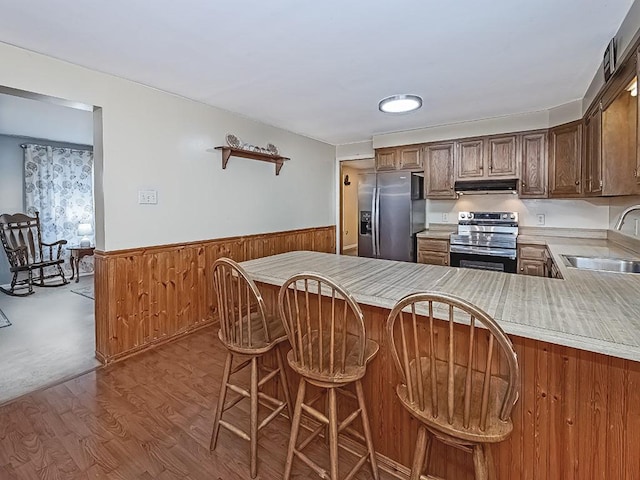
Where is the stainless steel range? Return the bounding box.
[449,211,518,273]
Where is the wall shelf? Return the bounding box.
[215,146,290,176]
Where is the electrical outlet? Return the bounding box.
[536,214,545,226]
[442,213,449,222]
[138,190,158,204]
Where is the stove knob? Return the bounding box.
[468,213,474,219]
[510,213,516,219]
[502,213,508,219]
[460,213,466,219]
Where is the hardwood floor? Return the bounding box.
[0,326,390,479]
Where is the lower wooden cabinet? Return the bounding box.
[517,243,562,278]
[517,244,548,277]
[417,238,450,266]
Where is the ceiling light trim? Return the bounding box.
[378,94,423,114]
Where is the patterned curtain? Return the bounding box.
[24,144,94,275]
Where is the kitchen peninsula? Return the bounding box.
[241,247,640,479]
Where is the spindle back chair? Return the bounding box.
[0,212,68,296]
[278,272,379,480]
[386,292,519,480]
[209,257,293,479]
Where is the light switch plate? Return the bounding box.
[536,214,545,225]
[442,213,449,222]
[138,190,158,204]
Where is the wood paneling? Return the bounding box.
[257,288,640,479]
[95,226,335,363]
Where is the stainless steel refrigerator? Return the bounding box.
[358,171,425,262]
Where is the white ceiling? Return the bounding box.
[0,0,633,145]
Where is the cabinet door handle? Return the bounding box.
[520,267,524,271]
[521,182,526,187]
[575,180,580,185]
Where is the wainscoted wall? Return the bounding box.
[94,225,335,363]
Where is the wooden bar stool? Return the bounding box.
[278,272,380,480]
[209,257,293,479]
[385,292,519,480]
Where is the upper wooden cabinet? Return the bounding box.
[375,147,398,171]
[456,138,485,178]
[584,105,603,196]
[455,134,518,180]
[601,78,639,195]
[548,120,583,198]
[375,145,423,171]
[486,134,518,177]
[583,52,639,196]
[399,145,423,169]
[424,143,456,198]
[519,131,547,198]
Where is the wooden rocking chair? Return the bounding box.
[0,212,69,296]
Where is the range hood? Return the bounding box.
[454,179,519,195]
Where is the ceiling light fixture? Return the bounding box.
[378,94,423,114]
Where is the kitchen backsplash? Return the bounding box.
[427,195,611,230]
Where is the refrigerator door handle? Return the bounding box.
[374,186,381,257]
[370,187,377,256]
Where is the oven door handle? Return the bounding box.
[450,244,517,259]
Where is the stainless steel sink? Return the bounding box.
[561,255,640,274]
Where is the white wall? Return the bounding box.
[428,195,610,230]
[0,42,336,251]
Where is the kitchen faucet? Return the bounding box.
[614,204,640,230]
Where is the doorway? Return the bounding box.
[0,86,102,405]
[339,158,374,255]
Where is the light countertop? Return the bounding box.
[241,242,640,362]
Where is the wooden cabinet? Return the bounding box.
[375,145,423,171]
[424,143,456,198]
[486,134,518,177]
[517,244,548,277]
[519,131,547,198]
[548,120,583,197]
[456,138,485,178]
[600,70,639,196]
[417,238,450,266]
[517,243,562,278]
[584,105,603,195]
[375,147,398,171]
[399,146,423,169]
[455,135,518,180]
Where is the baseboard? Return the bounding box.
[98,319,217,364]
